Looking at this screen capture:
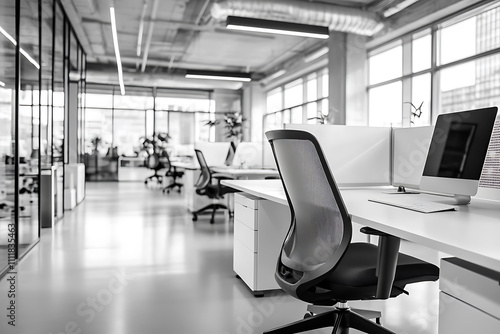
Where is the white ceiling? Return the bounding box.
[63,0,402,90]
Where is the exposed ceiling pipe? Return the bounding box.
[211,0,384,36]
[137,1,148,56]
[141,0,159,72]
[195,0,212,25]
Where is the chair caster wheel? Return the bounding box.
[166,190,170,194]
[210,219,215,224]
[192,214,198,221]
[304,312,314,319]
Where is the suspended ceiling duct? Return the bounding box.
[211,0,384,36]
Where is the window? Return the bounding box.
[437,4,500,114]
[439,54,500,114]
[369,44,402,85]
[264,68,328,129]
[411,73,431,126]
[369,82,402,127]
[412,33,431,72]
[266,88,282,113]
[284,79,303,109]
[439,17,476,65]
[368,2,500,127]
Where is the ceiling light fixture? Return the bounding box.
[0,80,5,87]
[226,16,329,39]
[0,26,40,70]
[304,46,329,63]
[185,70,252,82]
[110,5,125,95]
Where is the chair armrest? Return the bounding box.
[360,226,401,299]
[360,226,391,237]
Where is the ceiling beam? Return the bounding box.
[141,0,160,72]
[93,54,249,72]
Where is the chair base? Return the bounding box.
[162,182,183,194]
[264,305,393,334]
[192,203,228,224]
[144,172,163,185]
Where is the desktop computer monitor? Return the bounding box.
[419,106,498,204]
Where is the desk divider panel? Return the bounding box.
[231,142,263,168]
[477,116,500,201]
[392,126,433,190]
[284,124,391,186]
[194,142,230,166]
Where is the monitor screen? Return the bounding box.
[422,107,498,180]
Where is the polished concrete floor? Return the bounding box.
[0,182,439,334]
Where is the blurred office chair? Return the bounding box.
[192,149,237,224]
[264,129,439,334]
[162,151,184,194]
[144,152,163,185]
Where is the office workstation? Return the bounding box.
[2,0,500,333]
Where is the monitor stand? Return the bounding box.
[453,194,471,205]
[384,186,420,195]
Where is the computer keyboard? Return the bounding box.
[368,197,457,213]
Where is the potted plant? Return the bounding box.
[223,112,246,144]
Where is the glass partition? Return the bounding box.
[19,0,41,258]
[0,0,16,272]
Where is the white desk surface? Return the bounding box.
[171,162,278,178]
[211,166,278,178]
[222,179,500,272]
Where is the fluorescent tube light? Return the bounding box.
[0,26,40,70]
[0,80,5,87]
[185,70,252,82]
[304,46,328,63]
[110,6,125,95]
[226,16,329,39]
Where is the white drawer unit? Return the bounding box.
[233,192,290,296]
[439,257,500,333]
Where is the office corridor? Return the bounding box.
[0,183,438,334]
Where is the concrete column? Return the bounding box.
[67,81,78,164]
[242,82,266,142]
[328,32,347,125]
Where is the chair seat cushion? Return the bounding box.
[317,243,439,300]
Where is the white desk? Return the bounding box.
[223,179,500,331]
[171,163,278,212]
[211,166,278,179]
[223,179,500,271]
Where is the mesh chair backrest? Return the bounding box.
[266,130,352,291]
[194,149,211,189]
[147,153,160,169]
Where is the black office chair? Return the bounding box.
[162,151,184,194]
[264,129,439,334]
[144,152,163,185]
[192,149,237,224]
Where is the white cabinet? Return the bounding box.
[439,257,500,333]
[233,193,290,295]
